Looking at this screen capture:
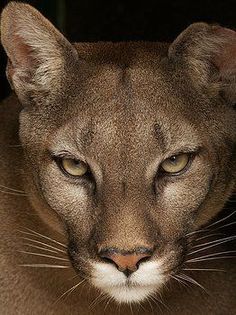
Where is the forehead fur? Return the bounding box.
[21,41,235,163]
[30,41,190,126]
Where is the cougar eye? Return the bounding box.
[60,158,88,177]
[160,153,190,174]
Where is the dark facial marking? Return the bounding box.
[79,119,95,148]
[154,123,167,152]
[122,180,127,197]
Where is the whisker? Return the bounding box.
[54,279,86,305]
[186,250,236,263]
[183,268,224,272]
[145,298,154,314]
[89,292,107,310]
[8,144,22,148]
[129,301,134,315]
[23,243,61,254]
[0,190,27,197]
[186,228,209,237]
[186,256,236,263]
[104,296,114,312]
[211,221,236,231]
[67,274,81,282]
[19,236,67,254]
[98,294,110,308]
[205,210,236,229]
[191,236,236,249]
[148,294,162,312]
[194,233,225,242]
[0,184,25,194]
[171,275,190,288]
[19,228,67,249]
[186,211,236,239]
[176,274,207,292]
[188,236,236,256]
[19,264,69,268]
[137,298,149,313]
[18,250,69,261]
[151,292,169,311]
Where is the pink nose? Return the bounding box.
[99,248,153,275]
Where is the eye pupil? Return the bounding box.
[169,156,177,163]
[73,160,81,167]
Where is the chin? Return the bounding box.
[100,285,159,303]
[90,260,167,303]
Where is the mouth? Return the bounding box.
[90,261,167,303]
[68,240,186,304]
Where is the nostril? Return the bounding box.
[136,254,152,268]
[100,256,120,268]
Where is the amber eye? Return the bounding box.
[160,153,190,174]
[60,158,88,177]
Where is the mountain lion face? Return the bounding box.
[1,2,236,303]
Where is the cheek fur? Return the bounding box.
[41,165,90,217]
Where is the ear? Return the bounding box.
[169,23,236,106]
[0,2,78,105]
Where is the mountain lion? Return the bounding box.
[0,2,236,314]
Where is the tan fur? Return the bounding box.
[0,2,236,314]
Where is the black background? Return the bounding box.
[0,0,236,100]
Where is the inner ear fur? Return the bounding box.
[0,2,78,105]
[169,23,236,106]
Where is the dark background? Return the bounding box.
[0,0,236,101]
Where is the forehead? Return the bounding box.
[50,42,203,162]
[52,110,200,163]
[52,93,200,165]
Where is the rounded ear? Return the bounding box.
[0,2,78,106]
[169,23,236,106]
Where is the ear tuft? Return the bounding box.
[169,23,236,106]
[1,2,77,105]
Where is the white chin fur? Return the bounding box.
[91,260,166,303]
[103,285,157,303]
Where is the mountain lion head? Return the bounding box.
[1,2,236,304]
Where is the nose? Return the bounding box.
[99,247,153,276]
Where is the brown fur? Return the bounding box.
[0,2,236,314]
